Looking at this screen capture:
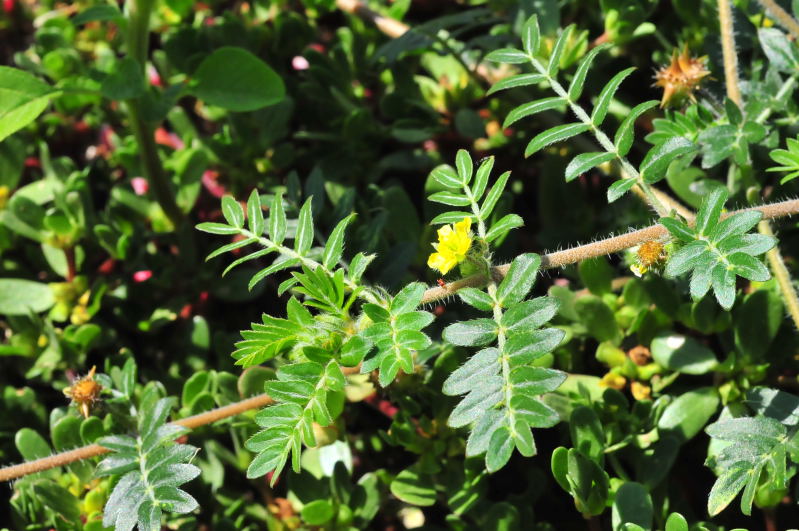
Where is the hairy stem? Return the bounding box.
[757,0,799,40]
[759,219,799,328]
[4,200,799,480]
[125,0,184,227]
[420,198,799,305]
[0,393,274,482]
[718,0,743,106]
[719,0,799,330]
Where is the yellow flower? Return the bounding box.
[427,218,473,275]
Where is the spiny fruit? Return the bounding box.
[654,46,710,108]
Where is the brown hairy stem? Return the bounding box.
[420,198,799,304]
[718,0,799,329]
[4,199,799,480]
[718,0,743,106]
[758,0,799,40]
[0,393,274,482]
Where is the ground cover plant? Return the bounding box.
[2,0,799,529]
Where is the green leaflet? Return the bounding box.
[706,415,790,516]
[486,73,546,95]
[441,254,566,472]
[590,67,635,126]
[96,398,200,531]
[614,100,659,157]
[322,213,356,269]
[661,188,775,309]
[565,152,615,182]
[521,14,540,56]
[503,97,565,129]
[640,136,697,184]
[497,253,541,306]
[606,178,637,203]
[360,282,434,387]
[485,213,524,243]
[246,360,346,483]
[568,44,611,101]
[768,136,799,184]
[295,196,314,255]
[481,171,511,219]
[472,156,495,201]
[430,164,462,189]
[246,190,264,236]
[525,123,590,158]
[485,48,530,64]
[0,66,58,142]
[548,25,574,77]
[221,195,244,228]
[455,148,474,185]
[269,192,287,244]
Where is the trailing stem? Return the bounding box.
[420,198,799,304]
[4,199,799,481]
[757,0,799,40]
[718,0,799,328]
[718,0,743,106]
[0,393,274,482]
[759,219,799,328]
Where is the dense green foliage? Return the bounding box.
[2,0,799,530]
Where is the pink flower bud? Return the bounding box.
[133,270,153,283]
[147,64,162,87]
[131,177,149,195]
[291,56,310,71]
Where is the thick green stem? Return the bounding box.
[125,0,184,227]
